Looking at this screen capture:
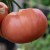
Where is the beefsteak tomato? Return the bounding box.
[1,8,47,43]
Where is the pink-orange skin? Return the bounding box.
[0,2,8,23]
[1,8,47,43]
[0,2,8,36]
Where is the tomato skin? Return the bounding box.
[32,9,48,39]
[0,2,8,23]
[1,8,47,43]
[1,12,36,43]
[18,8,48,40]
[0,2,8,36]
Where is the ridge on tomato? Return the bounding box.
[1,8,47,43]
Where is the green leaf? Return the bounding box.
[41,0,50,6]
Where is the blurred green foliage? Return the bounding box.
[41,0,50,6]
[32,34,50,50]
[47,13,50,34]
[28,0,50,6]
[33,0,50,6]
[47,13,50,19]
[1,0,7,5]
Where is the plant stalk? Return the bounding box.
[12,0,22,9]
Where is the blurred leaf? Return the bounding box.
[47,13,50,19]
[48,20,50,25]
[41,0,50,6]
[1,0,7,5]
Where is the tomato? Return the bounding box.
[0,2,8,36]
[1,8,47,43]
[0,2,8,23]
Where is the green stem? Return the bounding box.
[12,0,22,9]
[6,0,12,13]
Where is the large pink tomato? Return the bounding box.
[1,8,47,43]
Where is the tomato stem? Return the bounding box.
[12,0,22,9]
[6,0,12,13]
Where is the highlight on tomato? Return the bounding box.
[1,8,48,43]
